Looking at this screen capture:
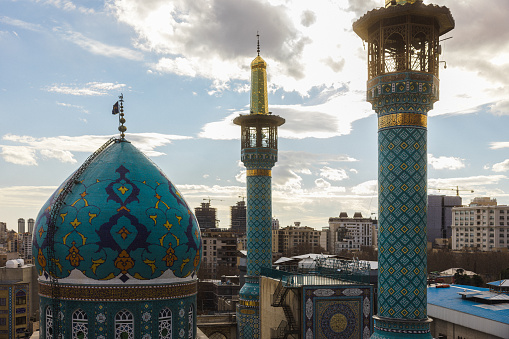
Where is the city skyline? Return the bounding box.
[1,0,509,231]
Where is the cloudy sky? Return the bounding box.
[1,0,509,231]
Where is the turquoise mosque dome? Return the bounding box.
[32,139,202,285]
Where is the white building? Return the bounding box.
[328,212,377,253]
[451,197,509,251]
[21,233,33,261]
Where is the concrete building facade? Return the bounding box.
[0,262,39,339]
[428,195,462,243]
[17,219,25,235]
[328,212,377,253]
[201,229,238,279]
[230,200,246,234]
[27,219,34,235]
[196,202,218,230]
[451,197,509,251]
[274,223,323,257]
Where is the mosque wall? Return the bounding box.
[39,294,196,339]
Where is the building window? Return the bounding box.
[0,298,6,306]
[46,306,53,339]
[158,308,172,339]
[0,318,5,326]
[16,316,26,325]
[15,290,26,305]
[115,309,134,339]
[188,304,194,338]
[72,309,88,339]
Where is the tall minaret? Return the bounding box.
[234,36,285,339]
[353,1,454,338]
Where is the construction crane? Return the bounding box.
[238,195,246,202]
[430,186,474,196]
[203,197,224,204]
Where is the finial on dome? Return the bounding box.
[257,32,260,56]
[385,0,417,7]
[115,94,127,139]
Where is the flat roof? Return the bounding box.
[428,284,509,325]
[488,280,509,288]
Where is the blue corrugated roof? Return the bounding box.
[428,284,509,325]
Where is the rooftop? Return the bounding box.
[428,284,509,338]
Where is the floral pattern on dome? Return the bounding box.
[32,141,201,283]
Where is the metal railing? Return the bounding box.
[46,137,117,337]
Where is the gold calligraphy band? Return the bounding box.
[246,169,271,177]
[38,281,197,301]
[378,113,427,130]
[240,300,259,307]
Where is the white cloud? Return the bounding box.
[490,142,509,150]
[490,100,509,116]
[314,178,331,189]
[198,111,239,140]
[57,102,89,114]
[44,0,95,14]
[40,149,77,164]
[46,82,127,96]
[0,185,58,207]
[104,0,509,123]
[235,170,246,184]
[493,160,509,173]
[351,180,377,195]
[429,175,507,191]
[320,166,348,181]
[428,154,465,170]
[1,133,191,165]
[0,16,43,32]
[54,28,143,60]
[0,146,37,166]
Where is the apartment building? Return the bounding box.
[452,197,509,251]
[274,222,324,257]
[201,229,238,278]
[328,212,377,253]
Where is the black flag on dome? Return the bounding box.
[112,101,119,115]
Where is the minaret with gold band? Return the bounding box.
[354,1,454,338]
[234,38,285,339]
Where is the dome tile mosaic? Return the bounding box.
[33,139,202,285]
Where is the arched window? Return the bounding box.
[115,309,134,339]
[46,306,53,339]
[15,290,26,305]
[188,305,193,338]
[384,32,406,73]
[72,309,88,339]
[158,308,172,339]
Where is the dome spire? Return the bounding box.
[114,94,127,139]
[257,31,260,56]
[385,0,417,7]
[250,33,268,115]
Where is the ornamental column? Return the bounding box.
[353,1,454,338]
[234,44,285,339]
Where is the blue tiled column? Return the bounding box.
[370,73,437,338]
[237,150,276,339]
